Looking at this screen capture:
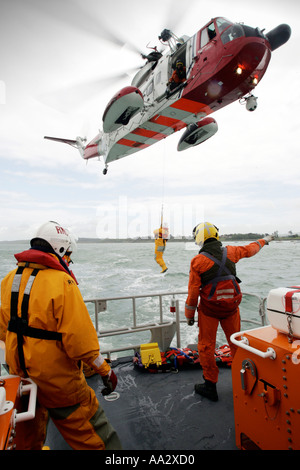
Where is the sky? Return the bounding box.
[0,0,299,241]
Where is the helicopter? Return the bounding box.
[44,17,291,175]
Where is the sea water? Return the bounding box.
[0,240,300,353]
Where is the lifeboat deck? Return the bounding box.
[45,356,236,451]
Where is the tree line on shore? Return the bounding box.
[77,232,300,243]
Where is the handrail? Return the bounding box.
[83,291,267,358]
[0,292,267,370]
[99,320,175,337]
[15,378,37,423]
[84,290,188,331]
[230,329,276,360]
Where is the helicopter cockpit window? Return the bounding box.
[216,18,233,34]
[200,22,216,48]
[220,24,244,45]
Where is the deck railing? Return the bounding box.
[84,291,267,359]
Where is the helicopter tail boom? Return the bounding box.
[44,135,102,160]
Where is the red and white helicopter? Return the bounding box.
[44,17,291,174]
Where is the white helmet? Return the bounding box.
[31,221,72,257]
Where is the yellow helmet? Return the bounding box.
[193,222,219,247]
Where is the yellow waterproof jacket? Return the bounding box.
[0,249,110,408]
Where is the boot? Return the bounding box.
[195,379,218,402]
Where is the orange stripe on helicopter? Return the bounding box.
[116,99,210,149]
[170,98,212,115]
[150,115,186,132]
[117,138,149,149]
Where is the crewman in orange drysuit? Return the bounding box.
[154,226,169,273]
[0,221,122,450]
[168,60,186,91]
[185,222,274,401]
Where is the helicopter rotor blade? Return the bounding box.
[39,67,141,112]
[161,0,198,36]
[26,0,145,56]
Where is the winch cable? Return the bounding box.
[160,140,167,229]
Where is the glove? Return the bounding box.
[263,235,274,244]
[101,369,117,396]
[186,318,195,326]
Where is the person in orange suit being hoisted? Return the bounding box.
[154,225,169,273]
[185,222,274,402]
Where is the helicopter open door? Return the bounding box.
[153,57,170,101]
[170,44,187,74]
[168,42,188,87]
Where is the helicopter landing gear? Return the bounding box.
[103,164,108,175]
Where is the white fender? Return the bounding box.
[177,117,218,151]
[102,86,144,133]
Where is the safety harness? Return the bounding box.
[201,247,241,299]
[199,247,242,317]
[7,266,62,377]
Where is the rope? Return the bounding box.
[160,140,167,228]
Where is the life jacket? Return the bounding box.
[14,248,76,280]
[133,345,232,372]
[7,249,75,377]
[133,347,200,373]
[214,344,232,367]
[63,254,78,284]
[199,242,242,318]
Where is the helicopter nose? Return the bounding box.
[265,24,291,51]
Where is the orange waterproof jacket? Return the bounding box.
[169,67,186,84]
[185,239,267,320]
[0,249,110,408]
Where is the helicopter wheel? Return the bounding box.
[103,165,108,175]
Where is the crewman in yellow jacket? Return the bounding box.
[0,221,122,450]
[154,226,169,273]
